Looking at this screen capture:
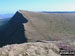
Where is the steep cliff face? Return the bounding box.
[0,11,28,47]
[0,10,75,47]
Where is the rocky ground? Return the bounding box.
[0,41,75,56]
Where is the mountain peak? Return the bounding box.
[18,10,24,13]
[17,10,30,13]
[0,10,75,47]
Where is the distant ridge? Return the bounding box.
[0,17,2,19]
[42,11,75,13]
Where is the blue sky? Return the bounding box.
[0,0,75,14]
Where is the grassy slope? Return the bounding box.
[19,10,75,41]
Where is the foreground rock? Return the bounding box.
[0,41,61,56]
[0,41,75,56]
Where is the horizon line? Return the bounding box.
[0,10,75,14]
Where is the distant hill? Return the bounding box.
[0,19,9,26]
[0,10,75,47]
[0,13,14,19]
[0,13,13,30]
[0,17,2,19]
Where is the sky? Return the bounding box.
[0,0,75,14]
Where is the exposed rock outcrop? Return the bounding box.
[0,41,61,56]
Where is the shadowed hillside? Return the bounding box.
[0,10,75,47]
[0,11,28,47]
